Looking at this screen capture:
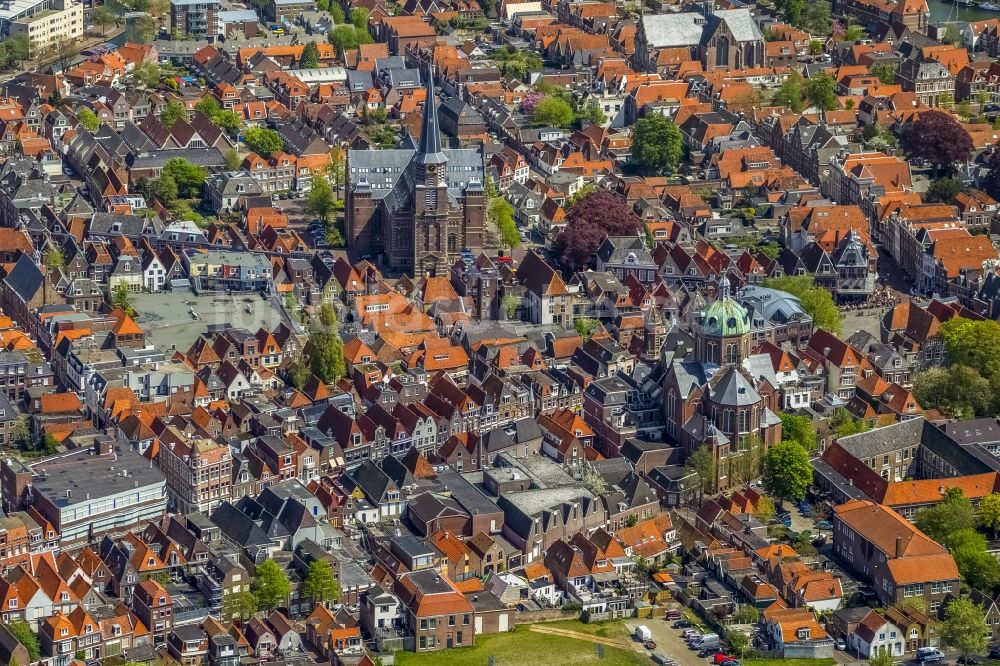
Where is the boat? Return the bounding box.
[981,2,999,9]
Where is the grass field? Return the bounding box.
[745,659,837,666]
[541,619,633,639]
[393,623,649,666]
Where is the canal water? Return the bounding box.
[928,0,997,25]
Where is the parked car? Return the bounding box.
[917,647,945,664]
[674,620,692,629]
[817,520,833,530]
[835,639,846,651]
[957,657,980,665]
[699,648,716,657]
[665,609,683,620]
[988,646,1000,659]
[644,641,657,650]
[652,654,675,665]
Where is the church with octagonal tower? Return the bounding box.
[662,277,783,491]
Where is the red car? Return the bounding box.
[713,653,734,664]
[665,610,682,620]
[644,641,657,650]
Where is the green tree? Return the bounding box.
[941,597,989,662]
[350,6,369,28]
[762,440,813,507]
[91,5,118,34]
[727,631,750,659]
[150,172,179,206]
[981,492,1000,538]
[574,317,601,341]
[489,197,519,249]
[939,91,955,110]
[287,356,311,390]
[801,0,831,34]
[305,176,336,222]
[309,304,346,383]
[251,560,291,612]
[770,73,804,113]
[871,64,897,85]
[776,0,804,26]
[223,148,242,172]
[222,589,258,622]
[829,408,871,437]
[44,247,65,271]
[300,40,320,68]
[243,126,285,157]
[915,488,976,544]
[977,90,991,109]
[127,13,158,42]
[940,318,1000,379]
[77,107,99,132]
[913,365,993,420]
[779,412,817,451]
[327,25,370,54]
[133,60,161,89]
[330,2,345,23]
[160,99,187,127]
[762,275,842,334]
[533,96,574,128]
[11,415,30,447]
[959,99,972,121]
[804,73,839,111]
[195,96,220,119]
[731,605,760,625]
[843,24,865,41]
[630,114,683,175]
[7,33,28,65]
[303,559,341,605]
[7,620,39,661]
[948,528,1000,591]
[943,24,962,45]
[755,495,776,522]
[162,158,207,199]
[925,177,966,203]
[579,101,606,126]
[214,110,244,135]
[112,283,136,317]
[686,445,716,496]
[501,294,521,320]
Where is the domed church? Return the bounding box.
[662,277,783,492]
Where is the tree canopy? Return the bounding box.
[303,560,341,605]
[942,597,989,660]
[779,412,817,451]
[762,275,842,334]
[915,487,976,544]
[300,41,320,68]
[803,73,839,111]
[7,620,39,661]
[630,115,683,175]
[243,126,285,157]
[913,364,994,420]
[905,110,974,174]
[762,440,813,506]
[305,176,336,222]
[160,99,187,128]
[163,158,207,199]
[552,190,641,270]
[77,107,99,132]
[489,197,519,249]
[308,304,346,383]
[532,96,574,128]
[251,560,291,612]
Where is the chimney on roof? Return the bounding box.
[895,536,905,559]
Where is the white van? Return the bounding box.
[635,626,652,642]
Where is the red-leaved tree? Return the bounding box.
[553,190,641,270]
[904,110,974,175]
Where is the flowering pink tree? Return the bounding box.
[520,92,546,115]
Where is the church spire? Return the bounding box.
[415,67,448,166]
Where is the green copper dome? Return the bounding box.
[698,277,750,337]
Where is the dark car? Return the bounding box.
[674,620,692,628]
[699,649,715,657]
[989,647,1000,659]
[957,657,980,665]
